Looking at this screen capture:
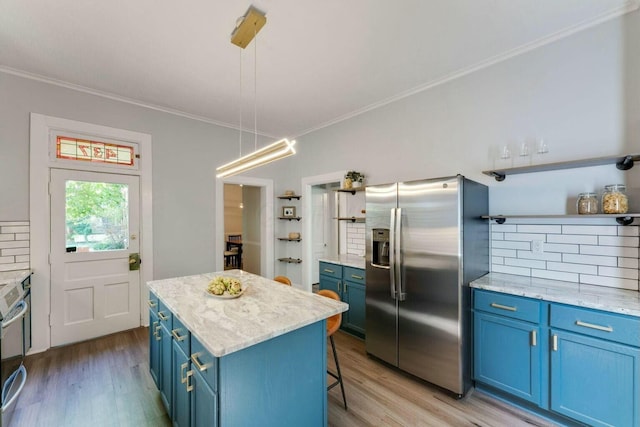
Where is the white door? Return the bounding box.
[50,169,140,346]
[311,186,330,284]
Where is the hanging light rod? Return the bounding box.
[231,6,266,49]
[216,138,297,178]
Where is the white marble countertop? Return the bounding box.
[319,254,366,270]
[0,269,32,286]
[147,269,348,357]
[471,273,640,318]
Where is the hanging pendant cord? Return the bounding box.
[238,48,243,157]
[254,23,258,152]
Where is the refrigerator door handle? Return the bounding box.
[389,208,397,299]
[395,207,406,301]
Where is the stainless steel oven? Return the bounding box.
[0,280,29,427]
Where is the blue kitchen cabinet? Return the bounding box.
[550,304,640,427]
[173,340,191,427]
[190,335,218,427]
[148,297,160,389]
[473,290,543,405]
[319,261,366,338]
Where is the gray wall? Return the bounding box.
[2,9,639,285]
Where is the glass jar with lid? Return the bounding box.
[602,184,628,214]
[577,192,598,214]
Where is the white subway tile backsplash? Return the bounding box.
[505,258,546,269]
[492,248,517,257]
[490,220,639,291]
[14,255,29,263]
[532,269,579,283]
[544,243,579,254]
[0,241,28,250]
[598,236,639,247]
[0,235,14,242]
[562,225,617,236]
[0,256,14,264]
[618,226,639,237]
[517,251,562,262]
[517,225,562,234]
[492,264,531,276]
[1,248,29,256]
[581,245,638,258]
[579,274,638,290]
[14,233,29,241]
[598,266,639,280]
[492,240,531,250]
[562,253,617,267]
[619,258,639,269]
[547,234,598,245]
[0,263,29,272]
[0,222,28,227]
[1,226,29,234]
[547,261,597,275]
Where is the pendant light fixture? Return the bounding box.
[216,6,296,179]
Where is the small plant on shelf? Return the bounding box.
[344,171,365,189]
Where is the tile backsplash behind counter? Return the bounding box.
[491,220,639,291]
[0,221,30,272]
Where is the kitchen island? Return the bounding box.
[147,269,348,427]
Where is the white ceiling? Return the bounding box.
[1,1,636,139]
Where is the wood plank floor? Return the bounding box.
[10,327,556,426]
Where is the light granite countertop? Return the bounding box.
[471,272,640,318]
[147,269,348,357]
[319,254,366,270]
[0,269,32,286]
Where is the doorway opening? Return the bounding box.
[223,183,261,274]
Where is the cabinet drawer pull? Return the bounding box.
[576,320,613,333]
[152,321,159,338]
[155,325,162,341]
[351,274,364,280]
[552,334,558,351]
[338,281,341,293]
[172,329,187,342]
[490,302,517,312]
[530,330,537,347]
[180,362,188,384]
[323,269,335,274]
[147,300,157,307]
[191,353,207,372]
[158,311,169,321]
[186,369,194,392]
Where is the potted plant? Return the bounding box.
[344,171,365,189]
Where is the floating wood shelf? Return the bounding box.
[335,187,365,195]
[277,195,301,200]
[278,217,301,221]
[278,257,302,264]
[334,216,365,223]
[482,154,640,182]
[277,238,302,242]
[482,214,640,226]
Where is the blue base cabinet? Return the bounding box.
[319,261,366,338]
[473,289,640,427]
[149,293,328,427]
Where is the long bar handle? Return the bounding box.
[155,325,162,341]
[389,208,397,300]
[395,208,405,301]
[323,268,335,274]
[351,274,364,280]
[186,370,194,392]
[576,320,613,332]
[490,302,517,312]
[530,330,537,347]
[552,334,558,351]
[180,362,188,384]
[191,353,207,372]
[172,329,187,341]
[152,321,159,338]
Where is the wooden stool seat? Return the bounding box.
[317,289,347,410]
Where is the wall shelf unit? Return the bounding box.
[482,214,639,226]
[335,187,365,195]
[277,195,301,200]
[277,237,302,242]
[482,154,640,182]
[278,257,302,264]
[278,217,301,221]
[334,216,365,223]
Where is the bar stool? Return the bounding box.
[317,289,347,410]
[273,276,292,286]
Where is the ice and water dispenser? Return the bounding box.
[371,228,390,267]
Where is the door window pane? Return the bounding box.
[65,180,129,251]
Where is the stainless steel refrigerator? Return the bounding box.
[365,175,488,397]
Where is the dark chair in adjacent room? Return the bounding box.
[273,276,292,286]
[317,289,347,410]
[225,235,243,268]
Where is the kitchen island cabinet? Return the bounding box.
[148,270,347,427]
[471,275,640,427]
